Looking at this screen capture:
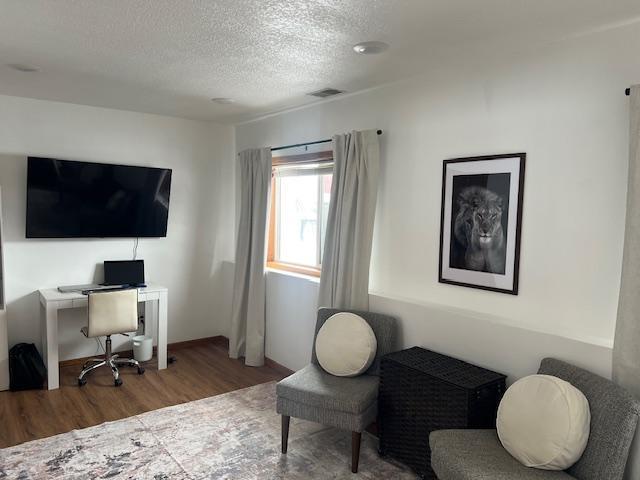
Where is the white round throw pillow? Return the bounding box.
[315,312,377,377]
[497,374,590,471]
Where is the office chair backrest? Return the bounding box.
[87,289,138,338]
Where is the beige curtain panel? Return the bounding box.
[229,147,272,367]
[614,85,640,479]
[318,129,381,310]
[614,85,640,397]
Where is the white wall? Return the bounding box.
[236,22,640,376]
[0,95,235,361]
[265,270,320,371]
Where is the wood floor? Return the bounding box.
[0,338,291,448]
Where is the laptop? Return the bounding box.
[104,260,146,287]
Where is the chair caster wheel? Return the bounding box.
[137,366,145,375]
[114,378,123,387]
[78,378,87,387]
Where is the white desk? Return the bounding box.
[39,284,168,390]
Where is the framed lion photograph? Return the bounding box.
[439,153,526,295]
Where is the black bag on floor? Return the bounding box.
[9,343,47,390]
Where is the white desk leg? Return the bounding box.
[43,304,59,390]
[157,291,168,370]
[145,299,157,342]
[40,302,47,368]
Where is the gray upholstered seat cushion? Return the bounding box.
[430,429,576,480]
[276,364,379,414]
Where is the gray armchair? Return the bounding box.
[430,358,640,480]
[276,308,397,473]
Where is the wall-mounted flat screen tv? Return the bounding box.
[26,157,172,238]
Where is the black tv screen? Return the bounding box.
[26,157,172,238]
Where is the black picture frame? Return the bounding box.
[438,153,526,295]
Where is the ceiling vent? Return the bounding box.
[307,88,345,98]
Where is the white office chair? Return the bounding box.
[78,288,145,387]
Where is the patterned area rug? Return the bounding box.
[0,381,417,479]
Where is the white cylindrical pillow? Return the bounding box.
[497,374,590,471]
[315,312,377,377]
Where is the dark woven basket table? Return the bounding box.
[378,347,507,479]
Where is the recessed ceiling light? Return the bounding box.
[353,41,389,55]
[211,97,235,104]
[6,63,40,72]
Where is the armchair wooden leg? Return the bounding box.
[352,431,362,473]
[282,415,290,454]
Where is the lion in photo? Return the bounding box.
[453,186,506,274]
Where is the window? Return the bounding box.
[267,151,333,277]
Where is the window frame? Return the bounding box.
[267,150,333,278]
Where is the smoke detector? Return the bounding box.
[353,41,389,55]
[307,88,345,98]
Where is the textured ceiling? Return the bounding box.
[1,0,640,123]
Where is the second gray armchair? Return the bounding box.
[430,358,640,480]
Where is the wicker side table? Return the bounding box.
[378,347,507,479]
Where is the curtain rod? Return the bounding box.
[271,129,383,152]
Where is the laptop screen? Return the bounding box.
[104,260,145,286]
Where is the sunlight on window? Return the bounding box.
[278,175,318,266]
[273,169,332,270]
[267,151,334,275]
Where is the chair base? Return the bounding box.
[78,335,144,387]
